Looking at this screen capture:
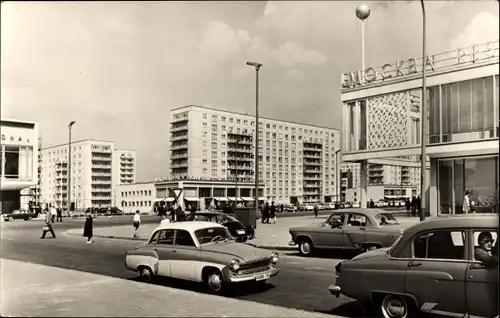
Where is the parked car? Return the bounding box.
[374,200,388,208]
[326,203,337,210]
[184,211,255,241]
[329,213,499,318]
[343,202,353,209]
[351,202,361,208]
[317,204,326,210]
[301,204,314,211]
[125,221,279,293]
[289,209,404,256]
[283,204,297,213]
[2,210,37,221]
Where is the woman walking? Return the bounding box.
[133,210,141,238]
[83,213,93,243]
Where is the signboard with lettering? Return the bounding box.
[0,134,32,145]
[341,40,499,89]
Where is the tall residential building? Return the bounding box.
[39,139,136,210]
[113,150,136,186]
[170,105,341,205]
[0,119,39,214]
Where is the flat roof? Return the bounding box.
[42,139,115,150]
[171,105,340,132]
[1,118,38,125]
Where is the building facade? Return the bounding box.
[113,150,136,186]
[0,119,39,214]
[39,139,137,210]
[154,177,266,211]
[116,181,155,214]
[341,40,499,216]
[170,105,341,205]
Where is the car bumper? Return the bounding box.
[227,267,279,283]
[328,284,341,297]
[288,240,297,246]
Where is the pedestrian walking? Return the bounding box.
[190,204,196,215]
[411,197,416,216]
[50,205,57,223]
[133,210,141,238]
[280,204,284,213]
[41,210,56,239]
[262,202,270,224]
[176,205,186,222]
[405,198,411,217]
[270,201,276,224]
[83,213,93,243]
[56,207,63,222]
[416,195,421,216]
[313,203,319,218]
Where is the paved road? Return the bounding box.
[0,221,366,317]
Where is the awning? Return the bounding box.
[241,197,254,201]
[165,198,175,202]
[227,197,243,201]
[154,198,164,202]
[184,197,200,201]
[214,197,229,201]
[258,197,265,201]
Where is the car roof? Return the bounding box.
[154,221,225,232]
[191,211,226,216]
[331,208,389,217]
[404,214,499,236]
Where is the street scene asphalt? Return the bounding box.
[0,212,395,317]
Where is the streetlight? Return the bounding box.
[234,139,240,208]
[246,61,262,216]
[419,0,427,221]
[67,121,76,217]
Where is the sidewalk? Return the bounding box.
[64,215,421,250]
[1,258,340,317]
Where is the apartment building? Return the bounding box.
[170,105,341,205]
[340,160,420,203]
[113,150,136,186]
[0,119,39,214]
[39,139,136,210]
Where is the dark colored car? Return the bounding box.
[289,209,404,256]
[2,210,37,221]
[329,213,499,318]
[185,212,255,242]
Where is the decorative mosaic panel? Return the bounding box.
[367,91,409,150]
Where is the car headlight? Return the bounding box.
[236,229,246,235]
[270,252,279,264]
[230,259,240,271]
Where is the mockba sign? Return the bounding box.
[341,40,499,89]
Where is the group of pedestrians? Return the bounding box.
[261,201,277,224]
[404,196,422,217]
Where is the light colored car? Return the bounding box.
[125,221,279,293]
[302,204,314,211]
[343,202,353,209]
[317,204,326,210]
[326,203,337,210]
[289,209,404,256]
[351,202,361,208]
[283,204,297,212]
[329,214,499,318]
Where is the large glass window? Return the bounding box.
[459,80,471,132]
[428,86,440,143]
[438,160,453,215]
[4,146,19,179]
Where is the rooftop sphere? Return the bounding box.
[355,4,371,20]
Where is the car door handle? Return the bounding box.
[408,261,422,267]
[469,263,485,270]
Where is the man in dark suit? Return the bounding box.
[474,231,498,266]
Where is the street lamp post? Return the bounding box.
[419,0,427,221]
[246,61,262,217]
[234,139,240,208]
[67,121,76,217]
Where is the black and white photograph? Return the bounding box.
[1,1,499,317]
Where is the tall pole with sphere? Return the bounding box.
[355,4,370,208]
[67,121,76,216]
[419,0,427,221]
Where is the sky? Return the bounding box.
[1,1,499,182]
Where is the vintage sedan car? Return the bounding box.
[125,221,279,293]
[329,213,499,318]
[301,204,314,211]
[184,211,255,242]
[289,209,403,256]
[2,210,37,221]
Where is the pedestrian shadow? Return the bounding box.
[127,276,275,297]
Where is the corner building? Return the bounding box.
[169,105,341,205]
[341,40,499,215]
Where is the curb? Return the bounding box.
[63,230,295,250]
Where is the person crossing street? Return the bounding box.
[41,210,56,239]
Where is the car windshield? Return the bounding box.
[325,213,345,226]
[386,232,404,256]
[375,213,400,226]
[195,227,233,244]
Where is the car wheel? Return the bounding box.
[28,217,33,221]
[138,266,154,282]
[8,217,13,222]
[380,294,411,318]
[247,233,255,240]
[298,239,314,256]
[207,271,224,293]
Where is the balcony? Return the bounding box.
[303,176,321,181]
[92,148,112,154]
[93,172,112,177]
[171,134,188,142]
[227,155,253,162]
[171,153,188,160]
[228,164,253,171]
[92,162,112,169]
[227,138,253,145]
[227,147,253,154]
[303,183,321,188]
[171,163,188,169]
[303,168,321,174]
[303,142,322,152]
[303,159,321,166]
[171,125,188,132]
[303,190,321,195]
[171,144,188,151]
[171,117,188,124]
[303,153,321,159]
[92,180,111,184]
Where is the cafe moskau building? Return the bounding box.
[0,119,40,214]
[153,177,265,211]
[341,40,499,216]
